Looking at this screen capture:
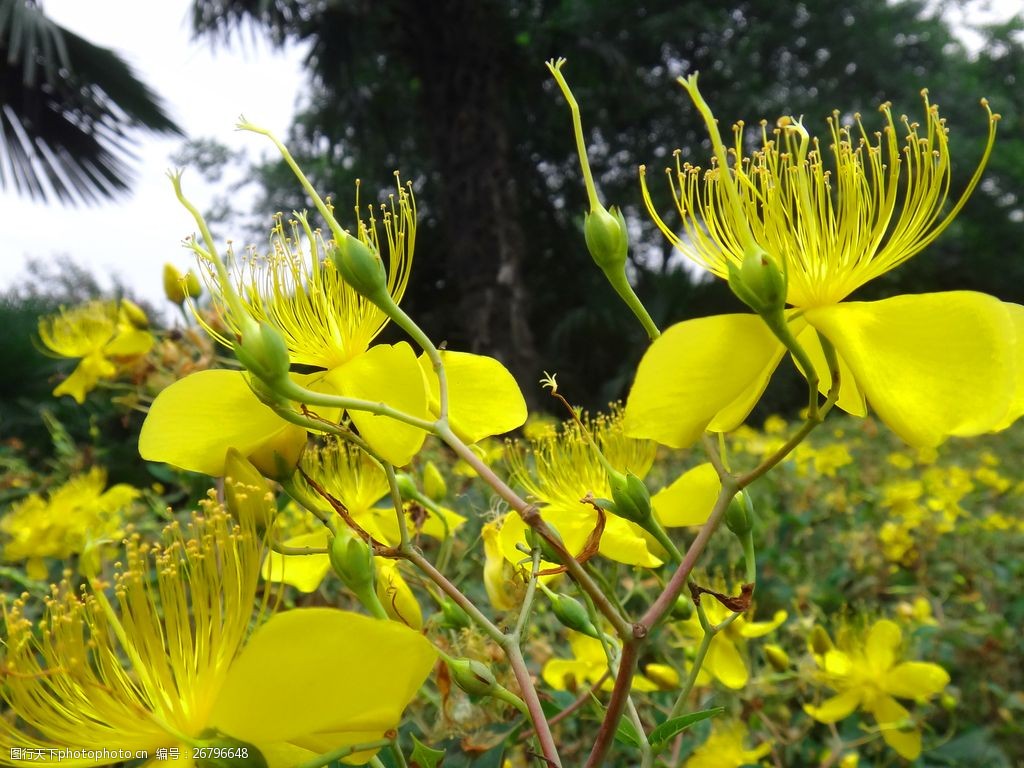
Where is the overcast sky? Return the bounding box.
[0,0,308,313]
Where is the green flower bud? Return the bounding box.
[526,525,566,563]
[725,491,754,537]
[183,270,202,300]
[584,203,629,272]
[727,244,787,316]
[395,472,418,499]
[223,448,275,529]
[669,595,693,621]
[438,597,471,630]
[193,735,268,768]
[328,527,375,595]
[940,692,958,712]
[234,320,291,383]
[447,657,497,697]
[763,643,790,672]
[423,460,448,501]
[331,232,388,300]
[548,591,600,639]
[608,470,653,524]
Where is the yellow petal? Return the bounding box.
[739,610,787,638]
[599,512,663,567]
[375,559,424,630]
[884,661,949,700]
[262,531,332,593]
[865,619,902,674]
[418,351,527,442]
[803,688,863,724]
[624,314,785,448]
[868,694,921,760]
[706,636,748,689]
[105,326,154,357]
[652,463,720,527]
[328,343,429,466]
[53,353,117,403]
[139,370,306,476]
[804,293,1015,447]
[542,658,594,691]
[210,608,436,745]
[995,302,1024,430]
[796,323,866,417]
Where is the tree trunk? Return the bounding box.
[392,0,539,404]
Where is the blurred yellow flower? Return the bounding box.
[262,440,464,595]
[804,618,949,760]
[626,77,1023,450]
[38,299,154,403]
[684,720,772,768]
[501,407,662,567]
[541,632,675,693]
[0,500,436,767]
[675,599,787,690]
[0,467,137,579]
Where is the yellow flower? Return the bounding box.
[683,721,772,768]
[541,632,673,693]
[141,146,526,476]
[262,439,464,595]
[0,499,436,767]
[38,299,154,403]
[626,76,1023,449]
[482,518,525,611]
[0,467,137,579]
[499,407,662,567]
[675,599,787,689]
[804,619,949,760]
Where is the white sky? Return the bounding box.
[0,0,308,313]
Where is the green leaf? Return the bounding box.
[649,707,725,751]
[613,717,642,747]
[409,735,445,768]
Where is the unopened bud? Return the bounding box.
[184,270,202,298]
[423,460,447,501]
[331,232,387,300]
[164,263,187,305]
[120,298,150,329]
[725,491,754,537]
[395,472,418,499]
[526,526,566,563]
[439,597,471,630]
[548,591,600,639]
[584,203,629,272]
[447,657,498,697]
[669,595,693,621]
[763,643,790,672]
[608,470,653,524]
[223,448,275,529]
[810,625,834,656]
[727,244,786,316]
[940,692,957,712]
[234,320,291,383]
[328,527,375,595]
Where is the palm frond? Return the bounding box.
[0,0,182,204]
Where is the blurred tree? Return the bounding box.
[189,0,1024,411]
[0,0,181,203]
